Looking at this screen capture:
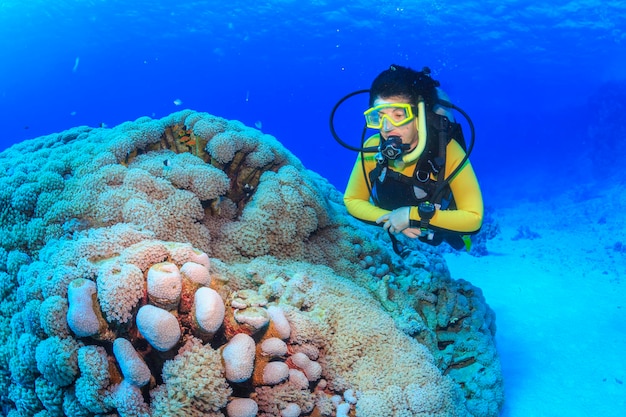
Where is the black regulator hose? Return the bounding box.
[440,101,475,172]
[329,89,378,153]
[438,99,475,167]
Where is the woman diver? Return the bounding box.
[336,64,483,255]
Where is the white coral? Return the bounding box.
[97,262,144,324]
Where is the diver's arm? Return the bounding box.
[409,140,484,233]
[343,152,389,224]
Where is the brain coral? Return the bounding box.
[0,110,503,416]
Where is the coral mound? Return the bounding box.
[0,110,503,416]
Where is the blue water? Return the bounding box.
[2,0,624,201]
[1,1,626,416]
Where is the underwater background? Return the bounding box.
[0,0,625,416]
[2,0,625,197]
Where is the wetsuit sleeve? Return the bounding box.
[409,140,483,233]
[343,138,390,223]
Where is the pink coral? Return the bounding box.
[267,305,291,340]
[66,279,100,338]
[227,398,259,417]
[136,305,181,352]
[180,261,211,285]
[146,262,182,310]
[288,352,322,382]
[288,369,309,390]
[281,402,302,417]
[113,338,151,387]
[261,337,288,357]
[194,287,225,336]
[222,333,256,383]
[262,361,290,385]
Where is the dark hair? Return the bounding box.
[369,64,441,108]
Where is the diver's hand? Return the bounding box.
[401,227,422,239]
[376,207,410,234]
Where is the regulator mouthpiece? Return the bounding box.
[375,135,409,164]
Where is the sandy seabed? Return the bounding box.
[444,189,626,417]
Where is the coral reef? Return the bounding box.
[511,225,541,241]
[0,110,503,416]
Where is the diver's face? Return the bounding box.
[373,96,419,151]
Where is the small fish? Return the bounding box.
[163,159,171,167]
[179,135,196,146]
[254,120,262,129]
[99,122,108,128]
[72,56,80,73]
[173,99,182,106]
[70,111,77,116]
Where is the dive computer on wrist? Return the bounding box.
[418,201,436,240]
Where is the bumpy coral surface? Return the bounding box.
[0,110,503,416]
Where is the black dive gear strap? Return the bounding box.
[418,201,436,241]
[369,112,459,211]
[369,115,467,255]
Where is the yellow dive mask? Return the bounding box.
[363,103,415,129]
[364,99,428,164]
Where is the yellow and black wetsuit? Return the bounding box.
[344,134,483,239]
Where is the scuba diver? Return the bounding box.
[332,64,483,256]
